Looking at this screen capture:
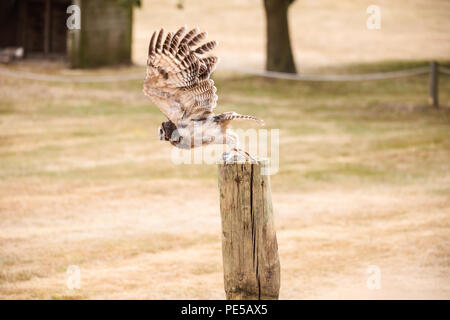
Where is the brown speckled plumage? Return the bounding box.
[143,26,263,152]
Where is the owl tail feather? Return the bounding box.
[216,112,265,125]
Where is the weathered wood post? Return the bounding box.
[218,160,280,300]
[429,61,439,109]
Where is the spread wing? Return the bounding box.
[143,26,219,126]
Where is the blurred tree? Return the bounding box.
[264,0,297,73]
[116,0,141,7]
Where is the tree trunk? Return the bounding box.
[264,0,297,73]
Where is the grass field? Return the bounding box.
[0,58,449,299]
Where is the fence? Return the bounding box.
[0,61,448,108]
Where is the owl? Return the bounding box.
[143,26,263,160]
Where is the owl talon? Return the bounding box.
[222,152,233,164]
[245,152,258,164]
[222,149,257,164]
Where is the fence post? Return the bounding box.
[429,61,439,109]
[218,160,280,300]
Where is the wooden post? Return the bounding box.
[218,160,280,300]
[429,61,439,109]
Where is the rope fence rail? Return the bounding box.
[439,66,450,76]
[222,66,431,81]
[0,61,447,107]
[0,67,144,83]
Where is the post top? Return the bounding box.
[217,157,270,166]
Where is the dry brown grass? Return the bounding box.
[1,63,449,298]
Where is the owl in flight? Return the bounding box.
[143,26,263,160]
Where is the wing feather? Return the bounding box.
[143,26,219,125]
[155,28,164,53]
[179,27,199,47]
[148,31,156,55]
[169,26,186,55]
[194,41,217,55]
[188,32,207,47]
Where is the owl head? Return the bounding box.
[158,120,177,141]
